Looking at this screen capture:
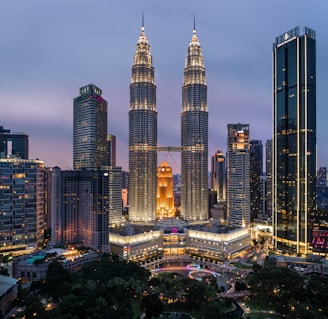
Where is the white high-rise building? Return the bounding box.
[226,124,250,227]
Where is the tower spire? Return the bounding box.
[193,14,196,32]
[142,11,144,31]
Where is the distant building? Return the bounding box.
[0,126,28,159]
[0,158,45,254]
[157,162,175,219]
[226,124,250,227]
[107,134,116,167]
[272,27,317,255]
[210,148,226,202]
[265,139,272,216]
[73,84,108,170]
[250,140,263,220]
[317,167,328,209]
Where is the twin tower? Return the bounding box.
[129,24,208,222]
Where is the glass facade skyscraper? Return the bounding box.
[210,148,226,202]
[226,124,250,227]
[0,158,45,253]
[272,27,317,255]
[129,24,157,221]
[181,26,208,221]
[73,84,108,170]
[250,140,263,220]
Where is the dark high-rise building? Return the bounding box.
[107,134,116,167]
[317,167,328,209]
[250,140,263,220]
[210,148,226,202]
[226,124,250,227]
[73,84,108,170]
[265,139,272,216]
[181,25,208,221]
[129,23,157,221]
[49,166,122,252]
[0,126,28,159]
[272,27,317,255]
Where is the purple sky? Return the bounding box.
[1,0,328,173]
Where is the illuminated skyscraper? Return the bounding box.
[226,124,250,227]
[157,162,175,219]
[210,148,226,202]
[272,27,316,255]
[129,23,157,221]
[73,84,108,170]
[0,158,45,253]
[181,24,208,221]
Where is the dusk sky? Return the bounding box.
[1,1,328,173]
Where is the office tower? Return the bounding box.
[226,124,250,227]
[157,162,175,219]
[49,167,122,252]
[316,167,328,209]
[272,27,317,255]
[250,140,263,220]
[73,84,108,170]
[0,126,28,159]
[210,148,226,202]
[129,23,157,221]
[0,158,45,253]
[265,139,272,216]
[107,134,116,167]
[181,24,208,220]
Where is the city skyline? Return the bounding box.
[1,1,328,173]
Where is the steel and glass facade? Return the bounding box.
[210,148,226,202]
[181,28,208,220]
[129,25,157,221]
[0,159,45,253]
[226,124,250,227]
[250,140,263,220]
[73,84,108,170]
[49,167,122,252]
[272,27,317,255]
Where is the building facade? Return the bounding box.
[316,167,328,209]
[107,134,116,167]
[0,126,28,159]
[272,27,317,255]
[157,162,175,219]
[250,140,263,220]
[0,158,45,254]
[265,139,273,216]
[129,24,157,222]
[226,124,250,227]
[210,148,226,202]
[73,84,108,170]
[181,26,208,220]
[49,167,122,252]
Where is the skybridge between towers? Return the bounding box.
[156,146,182,153]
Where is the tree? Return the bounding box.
[141,293,163,319]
